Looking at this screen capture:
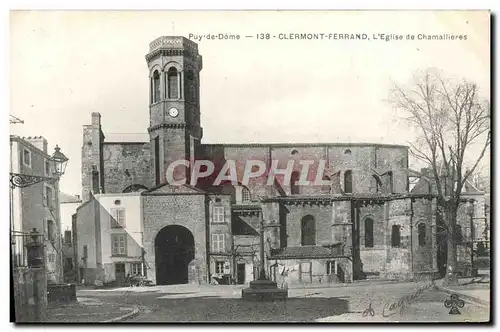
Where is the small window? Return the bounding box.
[44,185,55,208]
[344,170,353,194]
[241,187,251,202]
[111,234,127,256]
[326,260,337,275]
[64,230,72,245]
[344,149,352,155]
[215,261,225,274]
[22,148,31,167]
[212,233,225,252]
[47,220,55,242]
[291,149,299,155]
[213,206,225,223]
[130,263,142,275]
[418,223,426,246]
[65,258,73,270]
[45,160,51,176]
[364,218,374,248]
[48,253,55,263]
[110,208,126,228]
[83,245,88,259]
[391,225,401,248]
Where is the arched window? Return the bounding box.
[185,70,195,101]
[241,187,251,202]
[344,170,353,194]
[123,184,149,193]
[418,223,426,246]
[364,218,374,247]
[167,67,179,99]
[152,70,161,103]
[291,171,300,195]
[301,215,316,246]
[391,225,401,247]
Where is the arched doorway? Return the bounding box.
[155,225,195,285]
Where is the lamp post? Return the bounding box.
[10,145,69,189]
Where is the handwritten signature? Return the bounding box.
[359,280,436,318]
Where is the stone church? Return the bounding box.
[76,36,485,287]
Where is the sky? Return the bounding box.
[9,10,490,197]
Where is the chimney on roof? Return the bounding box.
[24,136,48,154]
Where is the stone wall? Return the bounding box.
[142,188,209,284]
[12,267,47,322]
[102,143,152,193]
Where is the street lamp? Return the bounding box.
[10,145,69,188]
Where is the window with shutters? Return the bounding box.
[215,261,225,274]
[213,206,225,223]
[130,263,142,275]
[111,234,127,256]
[110,208,126,228]
[326,260,337,275]
[212,233,225,252]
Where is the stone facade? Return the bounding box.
[76,36,484,286]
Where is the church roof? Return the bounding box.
[59,192,82,204]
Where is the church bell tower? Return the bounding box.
[146,36,203,185]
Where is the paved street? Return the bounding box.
[73,281,490,323]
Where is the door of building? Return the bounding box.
[237,263,246,284]
[115,263,126,284]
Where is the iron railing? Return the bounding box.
[11,230,44,268]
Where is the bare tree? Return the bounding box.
[390,69,490,285]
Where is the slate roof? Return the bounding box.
[59,192,82,204]
[269,245,344,259]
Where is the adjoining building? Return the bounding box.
[10,135,64,284]
[59,192,82,283]
[74,36,486,287]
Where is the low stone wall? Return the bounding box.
[12,267,47,323]
[47,284,77,303]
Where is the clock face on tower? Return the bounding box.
[168,107,179,118]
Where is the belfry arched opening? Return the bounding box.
[154,225,195,285]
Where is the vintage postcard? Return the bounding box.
[9,10,491,323]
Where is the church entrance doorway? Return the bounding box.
[155,225,195,285]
